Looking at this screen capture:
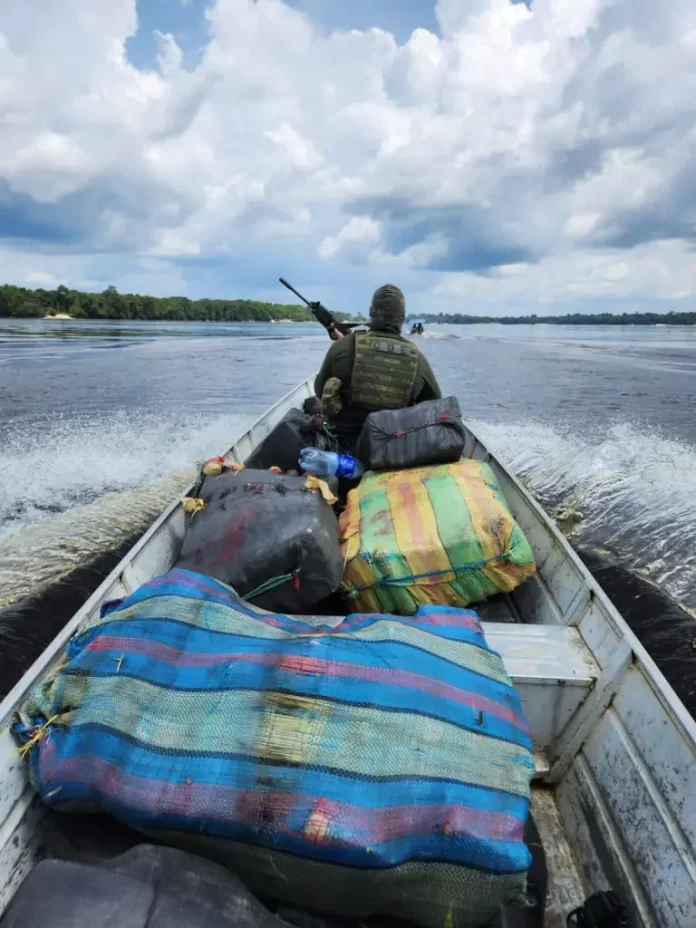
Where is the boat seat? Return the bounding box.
[483,623,599,749]
[295,616,599,751]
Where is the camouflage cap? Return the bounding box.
[369,284,406,330]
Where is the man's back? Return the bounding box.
[314,285,442,452]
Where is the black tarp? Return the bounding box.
[245,407,335,473]
[357,397,466,471]
[0,845,287,928]
[176,470,342,612]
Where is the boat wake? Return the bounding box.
[473,419,696,615]
[0,408,252,697]
[0,409,252,542]
[0,407,251,607]
[419,331,459,340]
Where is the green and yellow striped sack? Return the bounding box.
[339,460,536,614]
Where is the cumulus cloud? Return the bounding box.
[318,216,381,261]
[0,0,694,312]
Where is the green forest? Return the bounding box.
[0,282,693,325]
[0,283,347,323]
[424,310,696,325]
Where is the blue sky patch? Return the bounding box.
[126,0,211,71]
[285,0,438,42]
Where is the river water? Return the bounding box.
[1,317,695,622]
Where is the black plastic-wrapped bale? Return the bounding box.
[244,406,334,473]
[176,469,342,612]
[357,396,466,471]
[0,845,288,928]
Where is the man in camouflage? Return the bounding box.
[314,284,442,453]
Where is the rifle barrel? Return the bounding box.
[279,277,311,307]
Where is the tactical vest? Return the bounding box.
[350,332,419,411]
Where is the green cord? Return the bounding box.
[245,571,296,601]
[322,423,340,452]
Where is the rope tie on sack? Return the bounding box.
[342,553,513,594]
[372,414,454,442]
[183,497,206,516]
[18,714,63,758]
[305,413,340,452]
[245,569,301,601]
[321,422,340,452]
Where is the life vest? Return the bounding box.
[350,332,419,411]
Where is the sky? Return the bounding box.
[0,0,694,317]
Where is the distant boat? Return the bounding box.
[408,318,425,335]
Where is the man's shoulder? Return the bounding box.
[325,332,356,361]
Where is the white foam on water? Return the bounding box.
[0,472,195,608]
[473,419,696,612]
[0,409,252,541]
[419,332,459,340]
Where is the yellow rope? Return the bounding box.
[183,497,206,515]
[18,714,62,758]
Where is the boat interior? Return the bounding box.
[1,379,694,927]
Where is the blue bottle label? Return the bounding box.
[336,454,356,478]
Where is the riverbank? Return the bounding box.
[426,311,696,326]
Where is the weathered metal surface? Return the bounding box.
[461,421,696,927]
[613,667,696,851]
[576,599,624,671]
[556,756,659,928]
[0,728,26,827]
[547,640,633,784]
[0,794,47,916]
[582,707,696,927]
[530,787,585,928]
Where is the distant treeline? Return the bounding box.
[1,282,693,326]
[425,311,696,326]
[0,283,354,323]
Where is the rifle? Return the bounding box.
[279,278,362,341]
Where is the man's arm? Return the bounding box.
[414,352,443,402]
[314,339,343,398]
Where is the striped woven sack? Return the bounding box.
[16,569,535,928]
[340,460,536,615]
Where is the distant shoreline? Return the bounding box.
[5,314,692,327]
[0,282,341,325]
[424,314,695,327]
[1,281,693,326]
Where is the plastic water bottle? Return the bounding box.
[299,448,364,480]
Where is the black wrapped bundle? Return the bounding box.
[244,407,334,473]
[357,397,466,471]
[176,469,342,612]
